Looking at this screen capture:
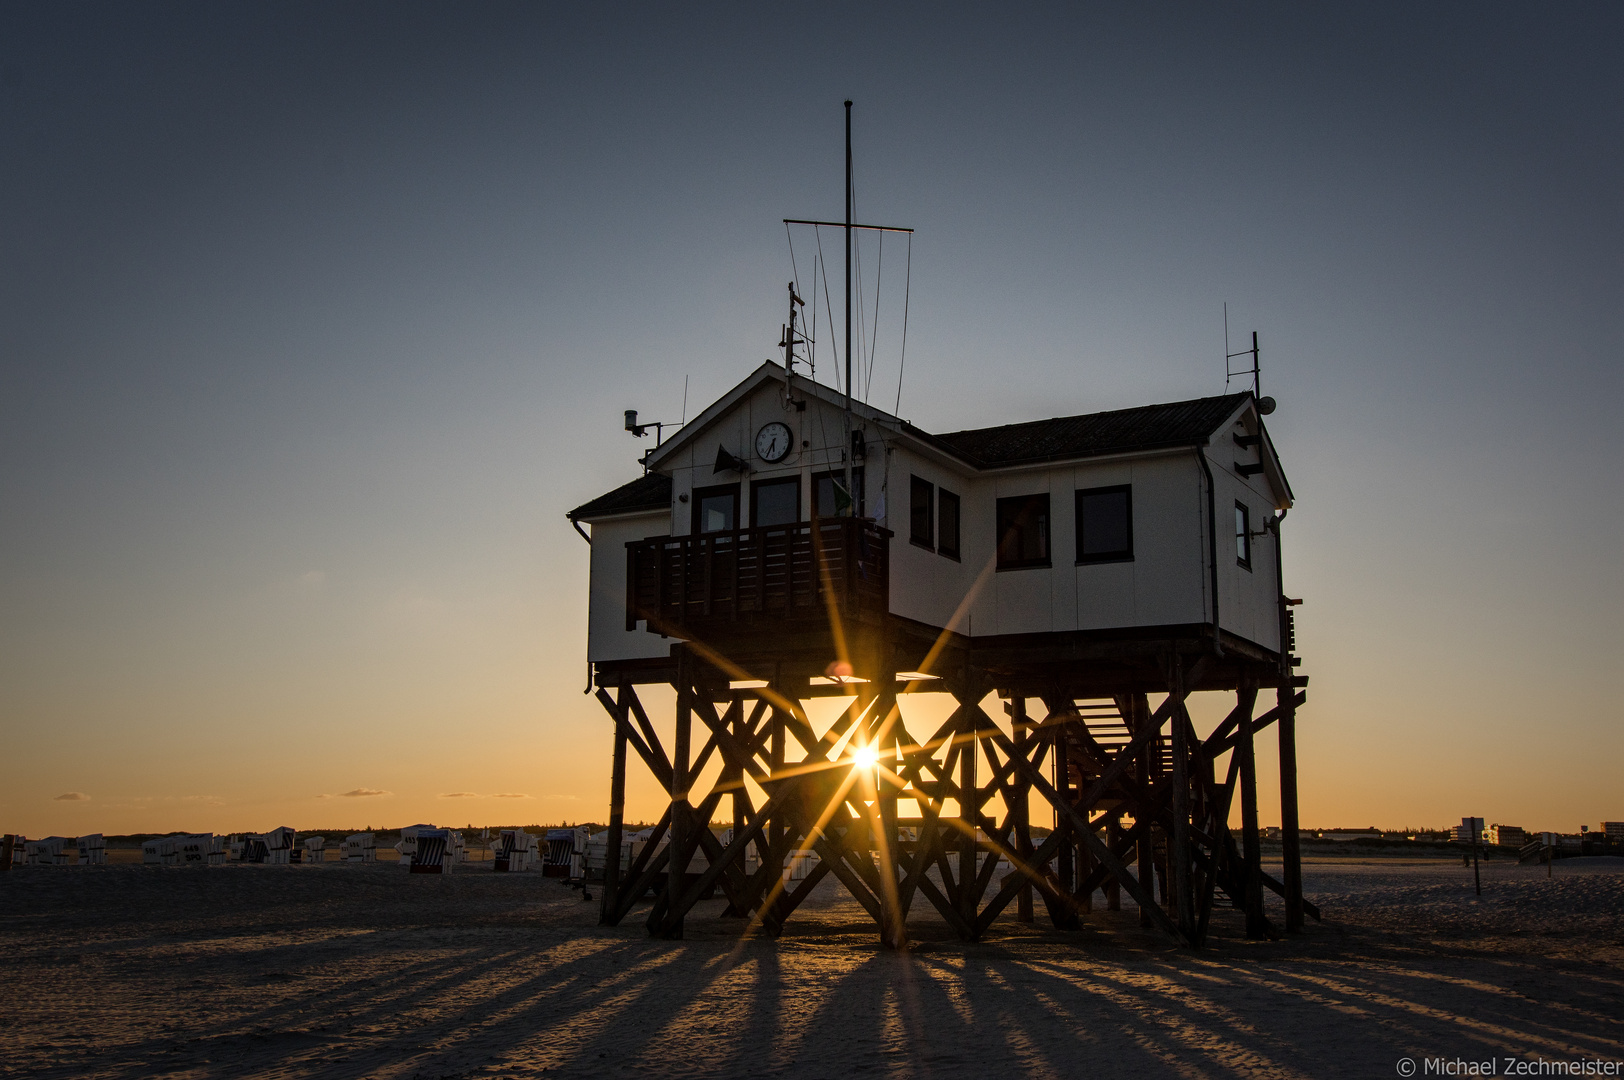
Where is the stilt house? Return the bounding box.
[567,360,1310,949]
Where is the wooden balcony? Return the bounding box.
[626,519,890,636]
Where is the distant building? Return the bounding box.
[1486,824,1524,847]
[1603,822,1624,841]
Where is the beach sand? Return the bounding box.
[2,851,1621,1078]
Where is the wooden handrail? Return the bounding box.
[626,518,890,633]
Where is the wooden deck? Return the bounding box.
[626,518,890,637]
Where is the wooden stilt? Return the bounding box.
[665,651,693,940]
[1278,682,1305,932]
[599,683,629,925]
[1012,696,1035,924]
[1168,660,1197,943]
[1235,684,1268,938]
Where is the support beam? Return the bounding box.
[1235,684,1267,938]
[1277,682,1306,932]
[600,685,629,925]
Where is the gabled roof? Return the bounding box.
[567,472,672,522]
[643,362,908,473]
[932,394,1252,468]
[571,377,1291,521]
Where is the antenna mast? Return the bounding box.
[844,100,854,513]
[780,102,912,516]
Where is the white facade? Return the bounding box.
[572,364,1293,666]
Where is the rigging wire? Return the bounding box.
[866,230,883,403]
[895,232,912,416]
[854,227,867,402]
[813,225,841,396]
[785,222,802,310]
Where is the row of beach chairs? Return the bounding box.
[2,827,588,875]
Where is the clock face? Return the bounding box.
[755,421,792,463]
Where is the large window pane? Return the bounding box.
[1076,485,1133,563]
[938,489,961,560]
[693,484,738,534]
[752,477,799,527]
[996,494,1050,569]
[1235,502,1251,568]
[910,475,934,548]
[813,468,864,518]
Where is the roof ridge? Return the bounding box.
[934,392,1250,440]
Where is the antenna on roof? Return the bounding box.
[1224,304,1275,415]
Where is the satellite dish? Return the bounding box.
[1257,396,1277,416]
[714,445,748,475]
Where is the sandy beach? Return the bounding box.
[2,851,1621,1079]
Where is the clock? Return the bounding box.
[755,421,793,463]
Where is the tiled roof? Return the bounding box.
[567,473,672,521]
[930,393,1250,468]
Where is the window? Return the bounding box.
[693,484,739,534]
[1076,485,1133,564]
[996,494,1050,569]
[938,489,961,560]
[812,468,864,519]
[909,475,934,548]
[751,477,800,528]
[1235,502,1251,569]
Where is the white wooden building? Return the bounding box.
[569,361,1293,678]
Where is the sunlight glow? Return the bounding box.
[852,744,880,771]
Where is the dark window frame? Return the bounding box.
[811,467,865,519]
[996,493,1051,571]
[909,475,935,550]
[937,488,961,561]
[1235,501,1252,570]
[1075,484,1134,565]
[691,483,740,535]
[750,476,801,528]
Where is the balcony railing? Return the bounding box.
[626,518,890,635]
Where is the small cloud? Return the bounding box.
[493,793,532,799]
[55,792,90,802]
[338,788,391,798]
[439,792,478,799]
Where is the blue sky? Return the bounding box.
[3,4,1620,834]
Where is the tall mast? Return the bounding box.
[844,100,854,513]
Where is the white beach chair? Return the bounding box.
[408,828,454,874]
[23,837,70,866]
[339,832,376,862]
[77,834,106,865]
[175,833,223,866]
[544,827,588,879]
[395,824,437,869]
[263,826,296,865]
[302,836,326,864]
[494,829,539,872]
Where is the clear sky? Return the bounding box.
[3,4,1620,838]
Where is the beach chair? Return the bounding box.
[23,837,70,866]
[339,832,376,862]
[543,827,588,879]
[264,827,296,865]
[302,836,326,864]
[395,824,437,869]
[408,828,454,874]
[493,829,539,872]
[175,834,223,866]
[238,834,270,863]
[77,834,106,865]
